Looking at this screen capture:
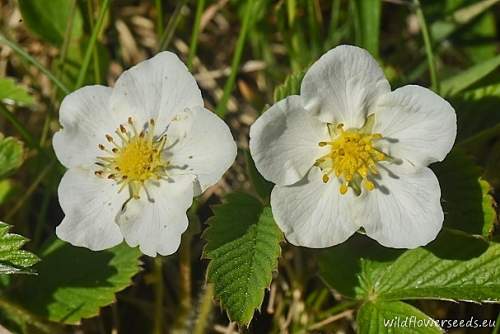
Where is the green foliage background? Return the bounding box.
[0,0,499,333]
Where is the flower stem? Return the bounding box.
[0,103,37,149]
[187,0,206,70]
[155,0,164,40]
[158,0,188,51]
[215,0,254,118]
[193,284,214,334]
[153,257,165,334]
[75,0,110,89]
[0,34,70,94]
[0,297,61,333]
[413,0,440,93]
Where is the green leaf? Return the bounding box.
[0,134,25,179]
[320,229,500,303]
[354,0,381,58]
[273,70,305,102]
[0,180,13,205]
[18,0,83,46]
[0,78,33,106]
[357,301,442,334]
[14,240,141,324]
[244,150,273,202]
[433,150,497,236]
[0,222,39,275]
[203,193,283,325]
[441,54,500,96]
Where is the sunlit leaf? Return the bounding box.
[0,78,33,106]
[0,134,24,179]
[0,222,39,275]
[203,193,282,325]
[273,70,305,102]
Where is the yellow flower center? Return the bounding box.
[95,117,168,200]
[315,123,387,195]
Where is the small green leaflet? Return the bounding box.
[0,78,33,106]
[273,70,305,102]
[203,193,283,325]
[14,240,141,324]
[0,134,25,179]
[0,222,39,275]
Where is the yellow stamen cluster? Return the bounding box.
[315,124,386,195]
[95,117,169,200]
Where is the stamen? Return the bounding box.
[315,123,386,195]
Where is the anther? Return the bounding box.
[340,183,348,195]
[105,134,114,142]
[322,174,329,183]
[120,124,127,133]
[318,141,328,147]
[98,144,105,150]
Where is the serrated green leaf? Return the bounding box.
[18,0,83,46]
[433,150,497,236]
[0,78,33,106]
[14,239,141,324]
[357,301,443,334]
[244,150,273,202]
[273,70,305,102]
[441,54,500,96]
[0,222,39,275]
[320,229,500,303]
[0,135,24,179]
[203,193,283,325]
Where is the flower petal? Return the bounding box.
[249,95,329,186]
[301,45,390,128]
[165,107,237,194]
[53,85,123,168]
[117,175,195,257]
[373,85,456,168]
[56,168,126,251]
[110,52,203,133]
[271,167,359,248]
[361,164,443,249]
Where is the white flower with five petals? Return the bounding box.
[53,52,236,257]
[249,45,456,249]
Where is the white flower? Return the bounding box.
[53,52,237,257]
[249,45,456,249]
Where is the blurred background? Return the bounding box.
[0,0,499,333]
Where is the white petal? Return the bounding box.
[110,52,203,134]
[301,45,390,128]
[53,86,123,168]
[271,167,359,248]
[373,85,456,168]
[361,164,443,249]
[56,168,126,251]
[249,95,330,186]
[165,107,237,195]
[117,175,195,257]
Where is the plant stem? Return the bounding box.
[0,34,70,94]
[5,160,54,221]
[413,0,440,93]
[215,0,254,117]
[0,297,61,334]
[156,0,164,39]
[193,284,214,334]
[158,0,188,51]
[75,0,110,89]
[87,0,102,84]
[0,103,37,149]
[187,0,206,70]
[153,257,165,334]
